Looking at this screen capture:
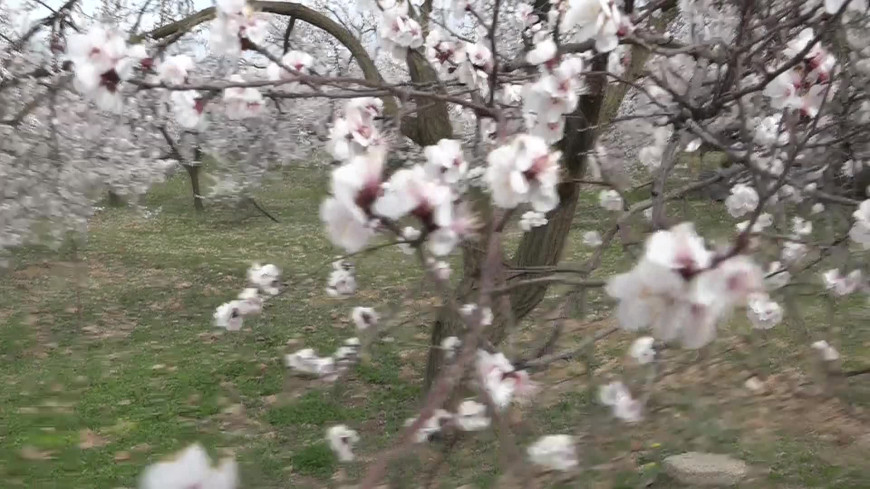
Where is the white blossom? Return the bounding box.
[629,336,655,364]
[598,189,623,211]
[725,184,759,218]
[236,288,262,315]
[811,340,840,361]
[170,90,206,129]
[424,139,467,184]
[398,226,421,255]
[285,348,337,379]
[485,135,561,212]
[326,425,359,462]
[607,223,763,349]
[792,216,813,236]
[781,241,808,263]
[379,7,424,59]
[67,25,143,112]
[850,200,870,248]
[441,336,461,360]
[561,0,627,53]
[454,400,490,431]
[582,230,603,247]
[157,55,194,85]
[598,381,642,422]
[374,165,453,229]
[139,443,237,489]
[519,211,548,231]
[352,306,378,330]
[223,76,265,119]
[247,263,281,295]
[460,303,493,326]
[214,301,244,331]
[406,409,453,443]
[476,350,534,410]
[754,114,788,146]
[822,269,863,296]
[735,213,773,234]
[747,294,783,329]
[321,150,386,252]
[267,50,315,82]
[527,435,578,472]
[430,259,451,280]
[526,36,558,65]
[325,262,356,297]
[210,1,268,56]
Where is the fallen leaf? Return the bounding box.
[79,429,108,449]
[114,451,131,462]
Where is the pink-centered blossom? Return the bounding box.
[374,165,453,229]
[223,75,265,119]
[485,134,561,212]
[425,30,466,79]
[266,50,315,81]
[68,25,146,112]
[170,90,207,129]
[427,201,480,256]
[157,55,194,85]
[379,7,424,59]
[328,99,383,161]
[607,223,763,349]
[560,0,628,53]
[476,350,534,410]
[210,0,268,56]
[424,139,468,184]
[321,151,386,252]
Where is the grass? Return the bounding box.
[0,163,868,488]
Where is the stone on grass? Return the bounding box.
[663,452,748,486]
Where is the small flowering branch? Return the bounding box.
[358,214,508,489]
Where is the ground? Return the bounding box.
[1,164,868,488]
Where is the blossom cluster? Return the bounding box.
[606,223,769,349]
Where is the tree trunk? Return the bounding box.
[402,50,453,145]
[185,164,204,212]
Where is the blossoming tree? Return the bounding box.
[2,0,870,486]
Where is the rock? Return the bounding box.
[663,452,748,486]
